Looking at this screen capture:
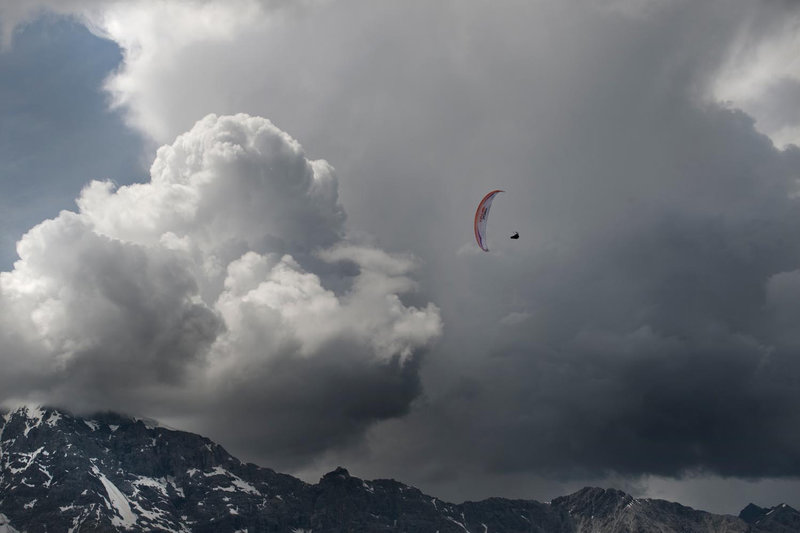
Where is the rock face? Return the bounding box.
[740,503,800,533]
[551,487,749,533]
[0,406,307,532]
[0,406,796,532]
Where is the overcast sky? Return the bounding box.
[2,0,800,515]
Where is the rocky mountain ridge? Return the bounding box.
[0,406,797,532]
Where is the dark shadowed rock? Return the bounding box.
[460,497,573,533]
[744,503,800,533]
[741,503,769,523]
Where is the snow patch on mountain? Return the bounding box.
[0,513,19,533]
[132,476,169,496]
[93,465,137,528]
[7,446,45,476]
[45,411,62,427]
[19,406,44,437]
[204,466,261,495]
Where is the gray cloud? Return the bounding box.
[196,340,426,467]
[380,94,800,479]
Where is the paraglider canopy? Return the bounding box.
[474,189,504,251]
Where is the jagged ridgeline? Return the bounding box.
[1,406,798,532]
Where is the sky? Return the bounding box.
[1,0,800,516]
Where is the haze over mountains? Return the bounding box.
[0,405,797,532]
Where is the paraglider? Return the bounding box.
[474,189,504,251]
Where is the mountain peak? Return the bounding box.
[740,502,768,523]
[739,501,800,531]
[571,486,631,499]
[321,466,351,481]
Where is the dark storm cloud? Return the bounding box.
[196,340,425,467]
[271,0,800,496]
[358,94,800,486]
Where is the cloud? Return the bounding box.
[0,113,441,466]
[710,1,800,147]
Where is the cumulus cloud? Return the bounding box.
[0,113,441,466]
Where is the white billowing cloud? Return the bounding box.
[1,211,220,390]
[88,0,269,142]
[214,246,439,364]
[79,113,344,252]
[0,113,441,463]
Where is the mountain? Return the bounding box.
[740,503,800,533]
[0,406,797,532]
[551,487,749,532]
